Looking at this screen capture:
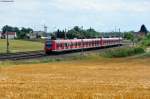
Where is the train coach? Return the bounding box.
[44,38,123,54]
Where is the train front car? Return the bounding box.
[45,39,53,54]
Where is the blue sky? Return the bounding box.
[0,0,150,32]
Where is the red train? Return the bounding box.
[44,38,123,54]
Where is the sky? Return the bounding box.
[0,0,150,32]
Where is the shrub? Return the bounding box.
[140,34,150,48]
[140,39,150,48]
[101,47,145,58]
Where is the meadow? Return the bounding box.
[0,39,44,53]
[0,55,150,99]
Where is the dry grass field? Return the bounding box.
[0,56,150,99]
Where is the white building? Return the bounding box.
[3,32,17,39]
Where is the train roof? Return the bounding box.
[102,38,122,40]
[49,38,122,43]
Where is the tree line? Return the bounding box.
[1,25,33,39]
[1,24,149,40]
[1,25,101,39]
[52,26,100,39]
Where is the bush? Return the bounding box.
[101,47,145,58]
[140,39,150,48]
[140,34,150,48]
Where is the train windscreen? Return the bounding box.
[46,41,52,48]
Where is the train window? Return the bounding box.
[65,43,68,47]
[92,41,94,46]
[89,42,91,45]
[73,43,76,47]
[60,43,63,47]
[75,43,78,46]
[67,43,69,47]
[57,44,59,48]
[95,41,97,46]
[78,43,80,46]
[88,42,90,46]
[57,43,61,48]
[71,43,73,47]
[46,41,52,48]
[82,42,84,46]
[67,43,69,46]
[86,42,88,46]
[62,43,64,47]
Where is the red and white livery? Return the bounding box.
[45,38,122,54]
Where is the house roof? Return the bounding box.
[5,32,16,35]
[133,32,146,34]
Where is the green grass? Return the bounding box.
[0,39,44,53]
[131,52,150,58]
[100,47,145,58]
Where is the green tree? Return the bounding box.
[124,32,134,40]
[19,27,33,39]
[86,28,100,38]
[67,26,100,39]
[139,24,148,35]
[67,26,83,39]
[124,32,137,46]
[2,25,13,33]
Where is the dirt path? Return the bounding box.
[0,57,150,99]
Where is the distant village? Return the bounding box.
[0,30,47,39]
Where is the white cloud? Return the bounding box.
[49,0,150,13]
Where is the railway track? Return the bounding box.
[0,50,46,61]
[0,45,124,61]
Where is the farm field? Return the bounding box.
[0,56,150,99]
[0,39,44,53]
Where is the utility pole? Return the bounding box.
[52,27,57,40]
[6,31,9,53]
[64,28,67,39]
[44,25,47,35]
[115,26,117,37]
[81,26,84,56]
[0,0,14,53]
[119,28,121,47]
